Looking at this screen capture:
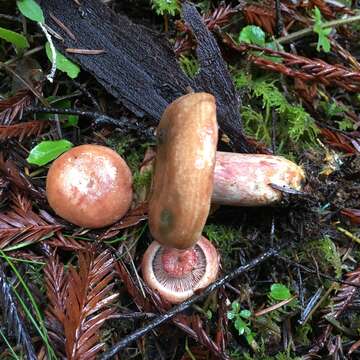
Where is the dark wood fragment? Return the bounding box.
[39,0,251,151]
[39,0,192,120]
[182,2,251,152]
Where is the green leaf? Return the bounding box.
[240,309,252,319]
[45,42,80,79]
[227,311,235,320]
[245,332,255,345]
[239,25,266,46]
[263,41,284,63]
[234,318,247,335]
[312,7,331,53]
[317,33,331,53]
[17,0,44,23]
[27,140,73,166]
[270,283,291,301]
[313,7,322,22]
[231,301,240,313]
[336,118,354,131]
[0,27,29,51]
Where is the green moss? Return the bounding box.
[204,224,243,271]
[230,345,302,360]
[106,134,154,198]
[179,55,200,79]
[295,323,313,346]
[133,169,152,194]
[305,236,343,278]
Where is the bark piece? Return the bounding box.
[39,0,250,151]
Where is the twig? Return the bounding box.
[25,106,155,139]
[274,0,284,37]
[71,80,101,110]
[276,13,360,44]
[277,255,360,288]
[0,63,48,107]
[0,14,22,23]
[254,295,298,317]
[110,312,156,320]
[38,22,57,83]
[101,247,278,359]
[222,35,360,92]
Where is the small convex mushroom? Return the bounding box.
[142,93,306,304]
[142,93,220,304]
[46,144,133,228]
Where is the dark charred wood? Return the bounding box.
[39,0,251,152]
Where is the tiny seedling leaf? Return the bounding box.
[234,318,247,335]
[0,27,29,50]
[239,25,266,46]
[45,42,80,79]
[313,7,331,53]
[270,283,291,301]
[27,140,73,166]
[17,0,44,23]
[240,309,252,319]
[227,311,235,320]
[231,301,240,313]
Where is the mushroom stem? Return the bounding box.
[212,152,305,206]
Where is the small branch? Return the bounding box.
[101,247,278,359]
[254,295,298,317]
[26,106,156,140]
[276,13,360,44]
[277,255,360,288]
[274,0,284,37]
[38,22,57,83]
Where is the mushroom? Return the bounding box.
[46,144,133,228]
[212,152,305,206]
[142,92,306,303]
[142,236,219,304]
[142,92,220,304]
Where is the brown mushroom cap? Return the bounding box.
[148,93,218,249]
[142,236,219,304]
[46,144,133,228]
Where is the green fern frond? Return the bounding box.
[151,0,179,16]
[233,71,319,151]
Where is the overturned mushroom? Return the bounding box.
[142,92,306,303]
[142,92,219,303]
[46,144,133,228]
[212,152,305,206]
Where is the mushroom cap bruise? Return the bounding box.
[148,93,218,249]
[46,144,133,228]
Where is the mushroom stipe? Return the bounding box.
[142,92,306,304]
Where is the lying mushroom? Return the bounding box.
[142,92,306,303]
[46,144,133,228]
[212,152,305,206]
[142,92,220,304]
